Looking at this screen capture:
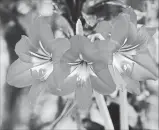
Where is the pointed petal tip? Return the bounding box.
[76,19,83,36]
[76,19,82,25]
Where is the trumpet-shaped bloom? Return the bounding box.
[47,19,116,109]
[7,16,70,106]
[95,13,158,95]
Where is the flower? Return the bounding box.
[95,13,158,95]
[7,16,70,106]
[47,19,116,109]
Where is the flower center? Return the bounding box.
[113,53,133,76]
[30,41,53,81]
[68,54,96,83]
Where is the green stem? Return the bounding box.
[119,89,129,130]
[95,92,114,130]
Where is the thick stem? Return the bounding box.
[119,89,129,130]
[95,92,114,130]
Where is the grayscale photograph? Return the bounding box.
[0,0,158,130]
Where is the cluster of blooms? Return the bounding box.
[7,7,158,109]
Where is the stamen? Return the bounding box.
[68,61,81,66]
[31,62,53,81]
[121,38,128,48]
[39,41,51,57]
[79,54,83,60]
[119,44,140,52]
[68,55,97,84]
[29,51,51,60]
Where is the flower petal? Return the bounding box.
[113,53,157,81]
[132,26,151,49]
[46,73,76,96]
[30,62,53,80]
[147,36,158,63]
[52,63,71,88]
[131,61,157,81]
[122,76,140,95]
[83,37,119,63]
[113,53,134,75]
[93,39,120,64]
[15,35,38,62]
[90,75,116,95]
[69,35,85,55]
[123,7,137,25]
[28,16,54,52]
[108,65,126,87]
[28,80,46,108]
[123,22,137,47]
[133,49,158,78]
[95,21,112,39]
[109,65,140,95]
[92,64,116,94]
[111,13,129,45]
[145,27,157,36]
[110,64,140,95]
[7,59,33,87]
[52,38,70,62]
[70,35,102,62]
[61,49,79,63]
[75,78,92,109]
[82,40,104,62]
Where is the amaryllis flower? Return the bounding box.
[7,16,70,106]
[47,19,116,109]
[95,13,158,94]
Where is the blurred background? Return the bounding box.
[0,0,158,130]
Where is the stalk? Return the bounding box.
[95,92,114,130]
[119,89,129,130]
